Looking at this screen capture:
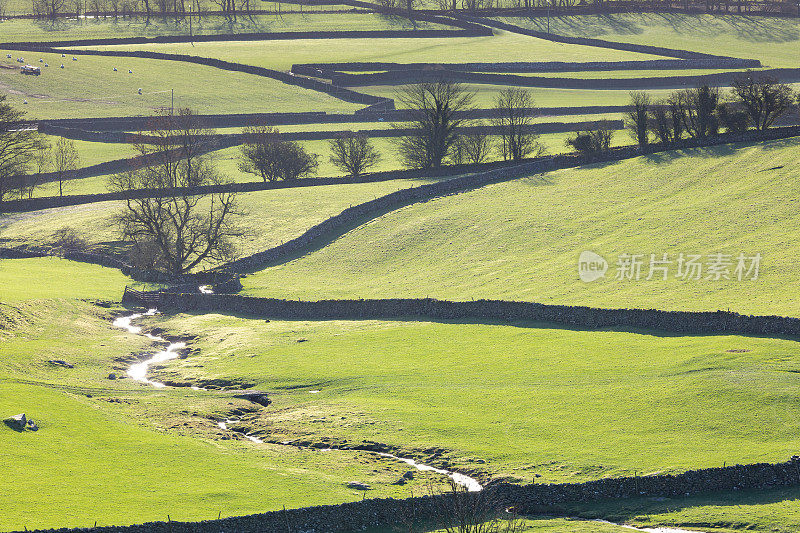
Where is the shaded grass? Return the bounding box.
[241,137,800,317]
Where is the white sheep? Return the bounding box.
[60,64,64,68]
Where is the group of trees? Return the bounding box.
[624,73,800,148]
[0,95,79,204]
[376,0,794,14]
[237,82,545,181]
[31,0,259,20]
[393,82,545,170]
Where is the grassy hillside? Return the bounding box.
[0,295,438,531]
[494,14,800,68]
[0,256,133,301]
[0,178,442,260]
[152,312,800,487]
[90,31,661,71]
[0,13,445,42]
[241,137,800,317]
[0,49,361,119]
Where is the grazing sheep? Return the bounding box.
[60,64,64,68]
[138,88,142,95]
[113,67,117,71]
[39,59,43,63]
[128,69,132,73]
[72,57,77,61]
[6,54,11,58]
[44,64,48,67]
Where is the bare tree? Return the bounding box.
[625,91,651,147]
[394,80,475,169]
[33,0,67,18]
[52,136,79,197]
[109,109,243,276]
[674,86,720,138]
[450,128,492,165]
[0,95,42,205]
[492,87,543,161]
[239,125,318,181]
[16,140,51,200]
[329,134,381,178]
[428,479,526,533]
[731,73,797,131]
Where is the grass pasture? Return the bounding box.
[241,137,800,317]
[0,49,361,119]
[0,297,434,532]
[150,312,800,490]
[0,256,133,301]
[2,7,800,533]
[494,13,800,68]
[87,31,662,72]
[0,13,446,42]
[0,178,445,259]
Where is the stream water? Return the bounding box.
[595,520,706,533]
[112,309,186,388]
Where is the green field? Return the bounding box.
[0,13,445,42]
[494,14,800,68]
[149,311,800,486]
[241,137,800,317]
[0,178,444,259]
[2,8,800,533]
[0,256,133,301]
[0,49,361,119]
[0,291,443,531]
[88,31,661,71]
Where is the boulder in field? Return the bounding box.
[346,481,370,490]
[4,413,26,432]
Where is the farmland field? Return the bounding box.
[2,4,800,533]
[241,137,800,316]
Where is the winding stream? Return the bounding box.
[113,309,186,388]
[112,310,484,492]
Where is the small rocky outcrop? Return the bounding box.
[47,360,74,368]
[346,482,370,490]
[233,391,271,407]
